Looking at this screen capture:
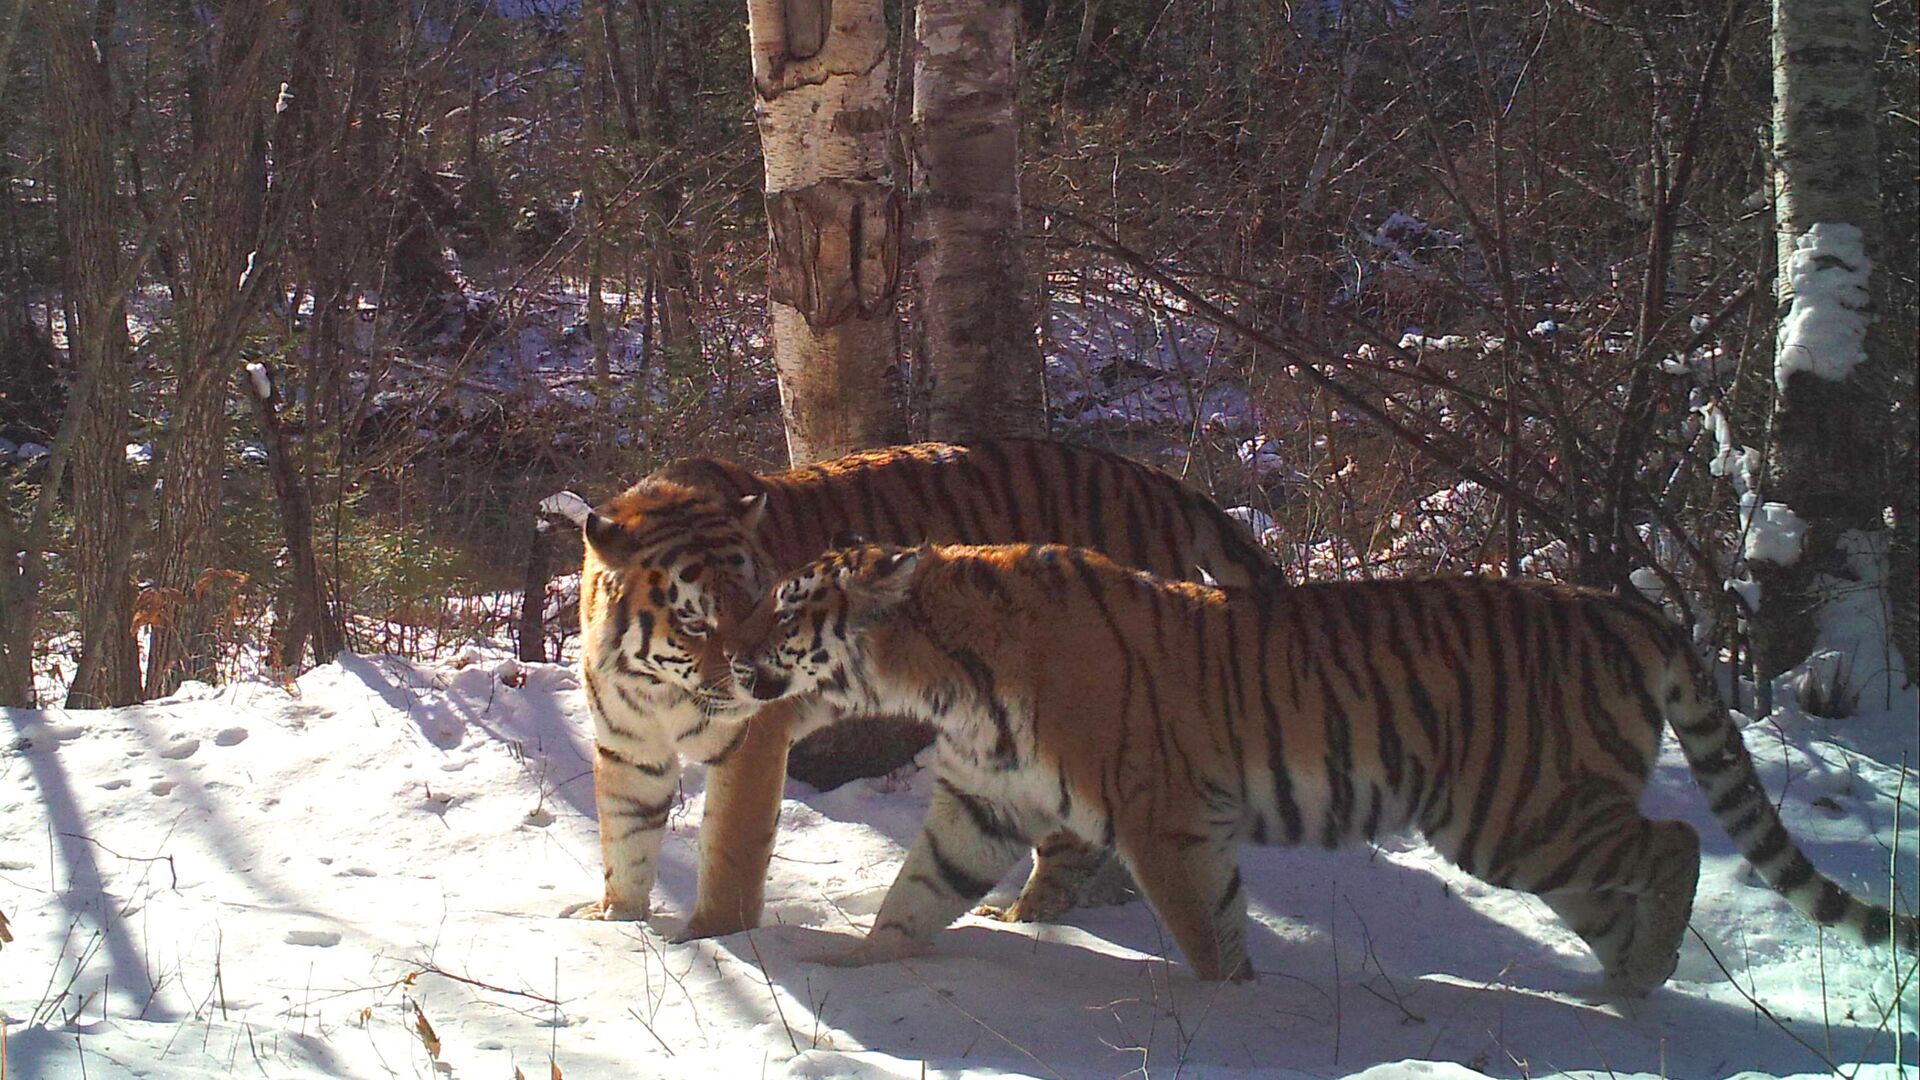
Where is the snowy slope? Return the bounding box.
[2,651,1913,1079]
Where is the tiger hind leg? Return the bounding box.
[1525,815,1700,994]
[974,833,1136,923]
[1116,827,1253,982]
[822,778,1029,968]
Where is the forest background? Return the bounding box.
[0,0,1915,765]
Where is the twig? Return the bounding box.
[1686,925,1840,1072]
[404,962,561,1007]
[740,929,799,1056]
[625,1007,676,1057]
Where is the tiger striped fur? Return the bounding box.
[727,542,1917,988]
[576,440,1277,935]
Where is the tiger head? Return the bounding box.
[579,474,774,717]
[728,544,923,704]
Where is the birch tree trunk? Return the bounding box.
[912,0,1045,441]
[674,0,907,936]
[1753,0,1893,691]
[748,0,906,463]
[47,5,141,708]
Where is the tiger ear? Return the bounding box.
[859,548,920,603]
[583,509,627,554]
[735,492,768,532]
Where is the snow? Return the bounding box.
[245,363,272,402]
[3,648,1913,1079]
[1743,498,1809,567]
[538,490,593,527]
[1776,223,1872,391]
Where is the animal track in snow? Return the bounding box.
[151,780,177,796]
[159,737,200,760]
[99,778,130,790]
[214,727,248,746]
[284,928,342,947]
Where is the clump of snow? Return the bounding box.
[245,362,272,401]
[1222,505,1273,537]
[1396,331,1472,352]
[1775,222,1871,391]
[1726,574,1761,615]
[1742,498,1807,566]
[1798,529,1917,719]
[539,490,593,527]
[1629,566,1665,605]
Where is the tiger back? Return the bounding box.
[727,542,1917,987]
[576,439,1279,931]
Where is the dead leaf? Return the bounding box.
[414,1006,441,1060]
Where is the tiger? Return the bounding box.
[574,439,1279,937]
[724,541,1917,988]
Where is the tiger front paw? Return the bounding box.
[672,910,756,942]
[562,894,649,922]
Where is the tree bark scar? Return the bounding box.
[783,0,831,60]
[766,179,901,328]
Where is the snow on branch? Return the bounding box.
[539,491,592,527]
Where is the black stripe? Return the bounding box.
[939,778,1025,843]
[926,833,1000,899]
[1258,599,1303,843]
[1811,882,1850,925]
[1214,866,1244,917]
[597,743,673,775]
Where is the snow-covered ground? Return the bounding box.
[3,651,1914,1079]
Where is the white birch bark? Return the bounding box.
[748,0,905,464]
[913,0,1045,440]
[1754,0,1894,688]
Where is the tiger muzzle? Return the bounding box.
[731,659,789,702]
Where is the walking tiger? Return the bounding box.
[725,542,1916,988]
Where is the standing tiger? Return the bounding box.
[725,542,1916,988]
[574,439,1278,936]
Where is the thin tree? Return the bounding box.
[912,0,1046,441]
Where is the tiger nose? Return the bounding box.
[733,661,787,701]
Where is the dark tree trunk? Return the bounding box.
[517,513,551,664]
[145,0,279,695]
[245,362,342,670]
[47,4,141,708]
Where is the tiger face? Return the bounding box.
[582,482,772,717]
[729,545,921,704]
